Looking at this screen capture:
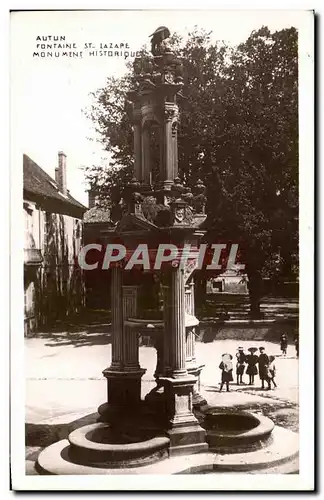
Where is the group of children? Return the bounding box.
[219,346,277,392]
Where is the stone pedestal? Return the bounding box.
[161,375,208,456]
[102,368,146,409]
[187,364,207,407]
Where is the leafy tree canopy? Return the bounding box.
[84,25,298,312]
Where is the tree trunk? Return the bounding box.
[247,267,263,318]
[194,271,207,311]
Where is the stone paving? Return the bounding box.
[25,333,299,475]
[25,334,298,426]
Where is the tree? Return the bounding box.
[205,26,298,313]
[84,26,298,316]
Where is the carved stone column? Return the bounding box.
[142,125,151,186]
[109,266,124,370]
[169,267,187,377]
[162,105,178,190]
[185,282,196,366]
[101,270,145,417]
[185,279,206,407]
[162,284,171,376]
[133,116,142,182]
[123,286,140,371]
[160,267,207,456]
[100,266,125,415]
[171,120,178,179]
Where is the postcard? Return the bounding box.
[10,8,314,491]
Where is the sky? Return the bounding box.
[11,9,308,207]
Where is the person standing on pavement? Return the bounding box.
[267,355,277,389]
[294,334,299,358]
[219,353,233,392]
[246,347,259,385]
[258,346,270,390]
[280,333,288,356]
[236,347,246,385]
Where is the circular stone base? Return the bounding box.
[36,425,298,475]
[67,423,169,468]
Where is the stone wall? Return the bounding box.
[198,320,298,344]
[24,205,84,335]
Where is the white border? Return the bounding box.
[7,2,315,493]
[1,4,10,500]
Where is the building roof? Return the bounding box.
[23,154,86,216]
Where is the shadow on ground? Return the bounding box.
[29,310,113,347]
[43,331,112,348]
[26,412,100,447]
[205,385,271,393]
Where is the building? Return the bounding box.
[206,267,248,295]
[83,187,114,310]
[23,152,87,335]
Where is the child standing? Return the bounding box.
[267,355,277,389]
[258,347,270,390]
[246,347,259,385]
[219,353,233,392]
[236,347,246,385]
[294,335,299,358]
[280,333,288,356]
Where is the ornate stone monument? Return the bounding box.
[99,28,208,455]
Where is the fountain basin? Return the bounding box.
[124,318,164,334]
[67,423,170,468]
[35,425,298,475]
[202,409,274,453]
[125,312,199,332]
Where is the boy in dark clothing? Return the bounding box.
[280,333,288,356]
[236,347,246,385]
[294,335,299,358]
[258,347,270,390]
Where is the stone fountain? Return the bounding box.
[36,27,298,475]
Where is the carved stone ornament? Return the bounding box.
[174,207,185,223]
[164,107,176,121]
[133,57,142,75]
[125,100,134,120]
[170,199,194,226]
[150,26,171,56]
[163,70,176,84]
[171,121,178,138]
[159,38,173,54]
[184,258,199,284]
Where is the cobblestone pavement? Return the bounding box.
[25,334,298,426]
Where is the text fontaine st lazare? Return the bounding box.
[33,36,140,59]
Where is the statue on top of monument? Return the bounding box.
[150,26,171,55]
